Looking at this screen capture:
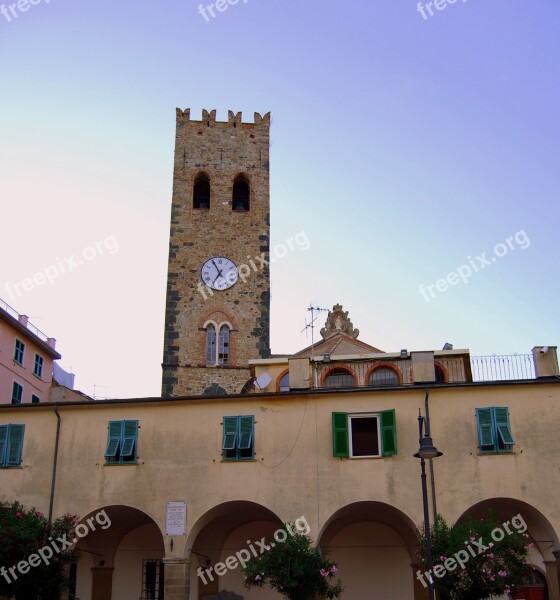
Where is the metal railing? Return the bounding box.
[470,354,536,382]
[0,298,50,343]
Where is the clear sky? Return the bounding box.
[1,0,558,399]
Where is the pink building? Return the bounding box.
[0,299,61,404]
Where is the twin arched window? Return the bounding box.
[205,323,231,366]
[192,172,250,211]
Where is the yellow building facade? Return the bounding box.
[0,344,559,599]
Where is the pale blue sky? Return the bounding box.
[1,0,558,398]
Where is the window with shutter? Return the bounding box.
[332,412,397,459]
[380,409,397,456]
[7,425,24,467]
[0,426,8,466]
[476,407,514,453]
[122,421,138,463]
[11,382,23,405]
[332,413,349,457]
[494,407,514,449]
[34,354,44,378]
[14,339,25,365]
[0,425,25,467]
[222,416,254,460]
[105,420,138,464]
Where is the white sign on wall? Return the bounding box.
[166,501,187,536]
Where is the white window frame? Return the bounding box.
[348,413,382,459]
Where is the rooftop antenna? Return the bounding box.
[301,304,329,386]
[93,384,109,401]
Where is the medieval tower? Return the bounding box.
[162,108,271,396]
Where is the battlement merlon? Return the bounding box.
[175,108,271,128]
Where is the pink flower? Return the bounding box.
[498,570,508,577]
[255,575,261,581]
[320,569,329,577]
[35,512,44,518]
[15,512,22,518]
[486,553,494,559]
[330,565,338,574]
[440,555,447,562]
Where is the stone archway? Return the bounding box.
[454,498,560,600]
[73,504,164,600]
[186,501,283,600]
[317,501,422,600]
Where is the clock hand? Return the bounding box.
[212,260,224,277]
[211,260,224,284]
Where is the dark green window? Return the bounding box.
[14,339,25,365]
[0,424,25,467]
[222,415,254,460]
[11,382,23,404]
[476,407,514,453]
[33,354,44,378]
[332,410,397,458]
[105,420,138,464]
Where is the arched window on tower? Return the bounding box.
[205,324,216,365]
[232,174,250,211]
[218,325,230,365]
[193,172,211,209]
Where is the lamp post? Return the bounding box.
[414,411,442,600]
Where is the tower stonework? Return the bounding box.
[162,108,271,397]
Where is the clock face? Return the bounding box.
[200,257,239,291]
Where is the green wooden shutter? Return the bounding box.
[0,425,8,466]
[222,417,238,451]
[494,407,514,446]
[7,425,24,467]
[380,409,398,456]
[238,416,254,451]
[105,421,123,459]
[476,408,495,449]
[332,413,349,457]
[121,421,138,461]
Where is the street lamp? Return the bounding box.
[414,411,442,600]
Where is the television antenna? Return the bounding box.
[301,304,329,367]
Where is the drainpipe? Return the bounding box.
[424,388,438,524]
[48,405,61,524]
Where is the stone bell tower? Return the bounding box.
[162,108,271,397]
